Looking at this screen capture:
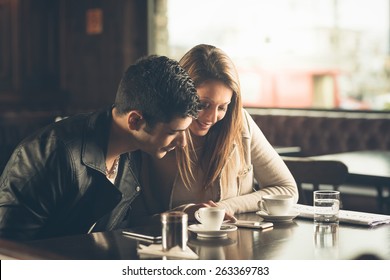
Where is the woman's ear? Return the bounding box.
[128,111,144,130]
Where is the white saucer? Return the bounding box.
[256,210,299,222]
[188,224,237,238]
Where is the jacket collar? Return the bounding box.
[81,107,112,173]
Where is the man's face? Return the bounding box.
[138,116,193,159]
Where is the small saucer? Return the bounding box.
[256,210,299,222]
[188,237,236,247]
[188,224,237,238]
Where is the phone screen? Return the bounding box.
[234,220,274,229]
[122,226,162,243]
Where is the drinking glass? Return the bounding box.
[313,190,340,223]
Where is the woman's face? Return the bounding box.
[190,80,233,137]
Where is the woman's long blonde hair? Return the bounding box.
[177,44,244,189]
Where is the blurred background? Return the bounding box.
[164,0,390,111]
[1,0,390,113]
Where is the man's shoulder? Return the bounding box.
[21,113,89,145]
[37,109,109,141]
[14,110,104,156]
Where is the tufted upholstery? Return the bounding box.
[247,108,390,156]
[1,108,390,174]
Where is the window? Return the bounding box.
[152,0,390,111]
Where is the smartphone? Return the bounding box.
[122,226,162,243]
[232,220,273,230]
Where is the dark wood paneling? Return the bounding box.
[0,0,18,94]
[0,0,148,112]
[0,0,61,109]
[19,0,60,102]
[60,0,148,112]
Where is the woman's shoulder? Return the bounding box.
[241,108,258,137]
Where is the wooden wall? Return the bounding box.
[0,0,148,113]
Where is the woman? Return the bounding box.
[144,44,298,221]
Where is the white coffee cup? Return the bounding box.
[258,194,293,216]
[194,207,225,231]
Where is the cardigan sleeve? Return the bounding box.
[216,110,298,214]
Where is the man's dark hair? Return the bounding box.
[114,55,199,126]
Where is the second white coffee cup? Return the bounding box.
[194,207,225,231]
[258,194,293,216]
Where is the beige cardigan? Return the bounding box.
[144,109,298,215]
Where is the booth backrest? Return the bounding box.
[1,108,390,174]
[0,111,60,174]
[247,108,390,156]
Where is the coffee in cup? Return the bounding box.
[194,207,225,230]
[258,194,293,215]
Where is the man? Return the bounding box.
[0,55,200,240]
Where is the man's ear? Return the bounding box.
[128,111,144,130]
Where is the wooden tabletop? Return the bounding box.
[313,150,390,180]
[274,146,302,156]
[312,150,390,212]
[23,212,390,260]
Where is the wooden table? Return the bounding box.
[312,150,390,213]
[23,213,390,260]
[274,146,301,156]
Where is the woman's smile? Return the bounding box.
[189,80,233,136]
[195,119,212,130]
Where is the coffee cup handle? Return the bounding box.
[258,200,269,214]
[194,210,202,223]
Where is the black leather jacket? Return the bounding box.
[0,109,142,240]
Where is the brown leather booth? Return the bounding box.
[247,107,390,156]
[0,111,60,174]
[1,108,390,175]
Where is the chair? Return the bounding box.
[283,157,349,205]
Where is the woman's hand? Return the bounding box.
[183,200,237,223]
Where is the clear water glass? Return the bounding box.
[313,190,340,223]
